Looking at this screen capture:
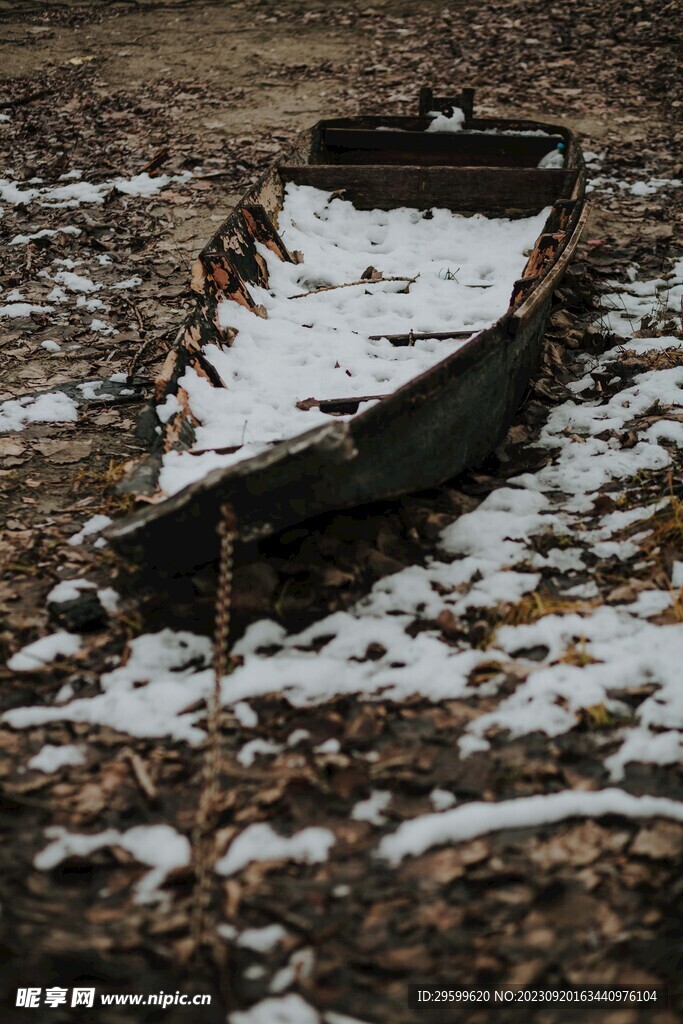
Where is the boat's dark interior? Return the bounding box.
[272,104,582,217]
[311,118,566,168]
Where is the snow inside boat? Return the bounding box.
[106,88,588,570]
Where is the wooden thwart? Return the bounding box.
[279,165,579,214]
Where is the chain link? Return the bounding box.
[190,502,237,954]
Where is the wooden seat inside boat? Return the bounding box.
[308,87,568,173]
[278,164,579,216]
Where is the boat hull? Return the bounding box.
[105,95,588,571]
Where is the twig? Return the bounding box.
[368,328,475,343]
[123,748,158,803]
[138,148,170,176]
[289,275,417,299]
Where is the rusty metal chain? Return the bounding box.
[190,502,237,954]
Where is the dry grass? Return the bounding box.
[640,491,683,554]
[559,638,598,667]
[497,591,600,628]
[666,581,683,622]
[103,492,137,517]
[579,703,617,729]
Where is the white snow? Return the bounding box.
[538,147,565,169]
[41,180,110,207]
[351,790,392,825]
[47,579,96,604]
[91,318,114,334]
[237,924,289,952]
[378,789,683,865]
[53,270,100,294]
[588,175,682,197]
[8,631,81,671]
[229,997,369,1024]
[630,178,682,196]
[10,226,81,245]
[34,824,191,902]
[287,728,310,747]
[77,380,112,401]
[0,391,78,432]
[0,179,40,204]
[233,701,259,727]
[0,170,192,209]
[158,183,549,495]
[28,744,85,773]
[269,948,314,994]
[113,171,191,197]
[41,340,62,353]
[229,995,320,1024]
[426,107,465,132]
[237,738,282,767]
[112,275,142,289]
[430,788,457,811]
[97,587,119,614]
[46,578,117,614]
[4,629,212,744]
[68,514,112,546]
[215,823,335,876]
[315,738,340,755]
[0,301,52,318]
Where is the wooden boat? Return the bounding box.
[106,87,587,571]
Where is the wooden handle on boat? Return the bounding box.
[418,87,474,119]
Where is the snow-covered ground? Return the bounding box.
[0,168,192,432]
[3,140,683,1015]
[7,250,683,945]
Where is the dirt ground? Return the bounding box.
[1,1,682,1022]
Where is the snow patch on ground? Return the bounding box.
[68,514,112,546]
[34,824,190,902]
[28,744,86,773]
[0,391,78,432]
[215,823,335,876]
[351,790,392,826]
[4,629,212,743]
[0,170,193,209]
[0,301,52,318]
[378,789,683,865]
[8,631,81,671]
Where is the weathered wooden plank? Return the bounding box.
[278,165,578,214]
[296,395,388,414]
[318,115,570,139]
[508,203,590,333]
